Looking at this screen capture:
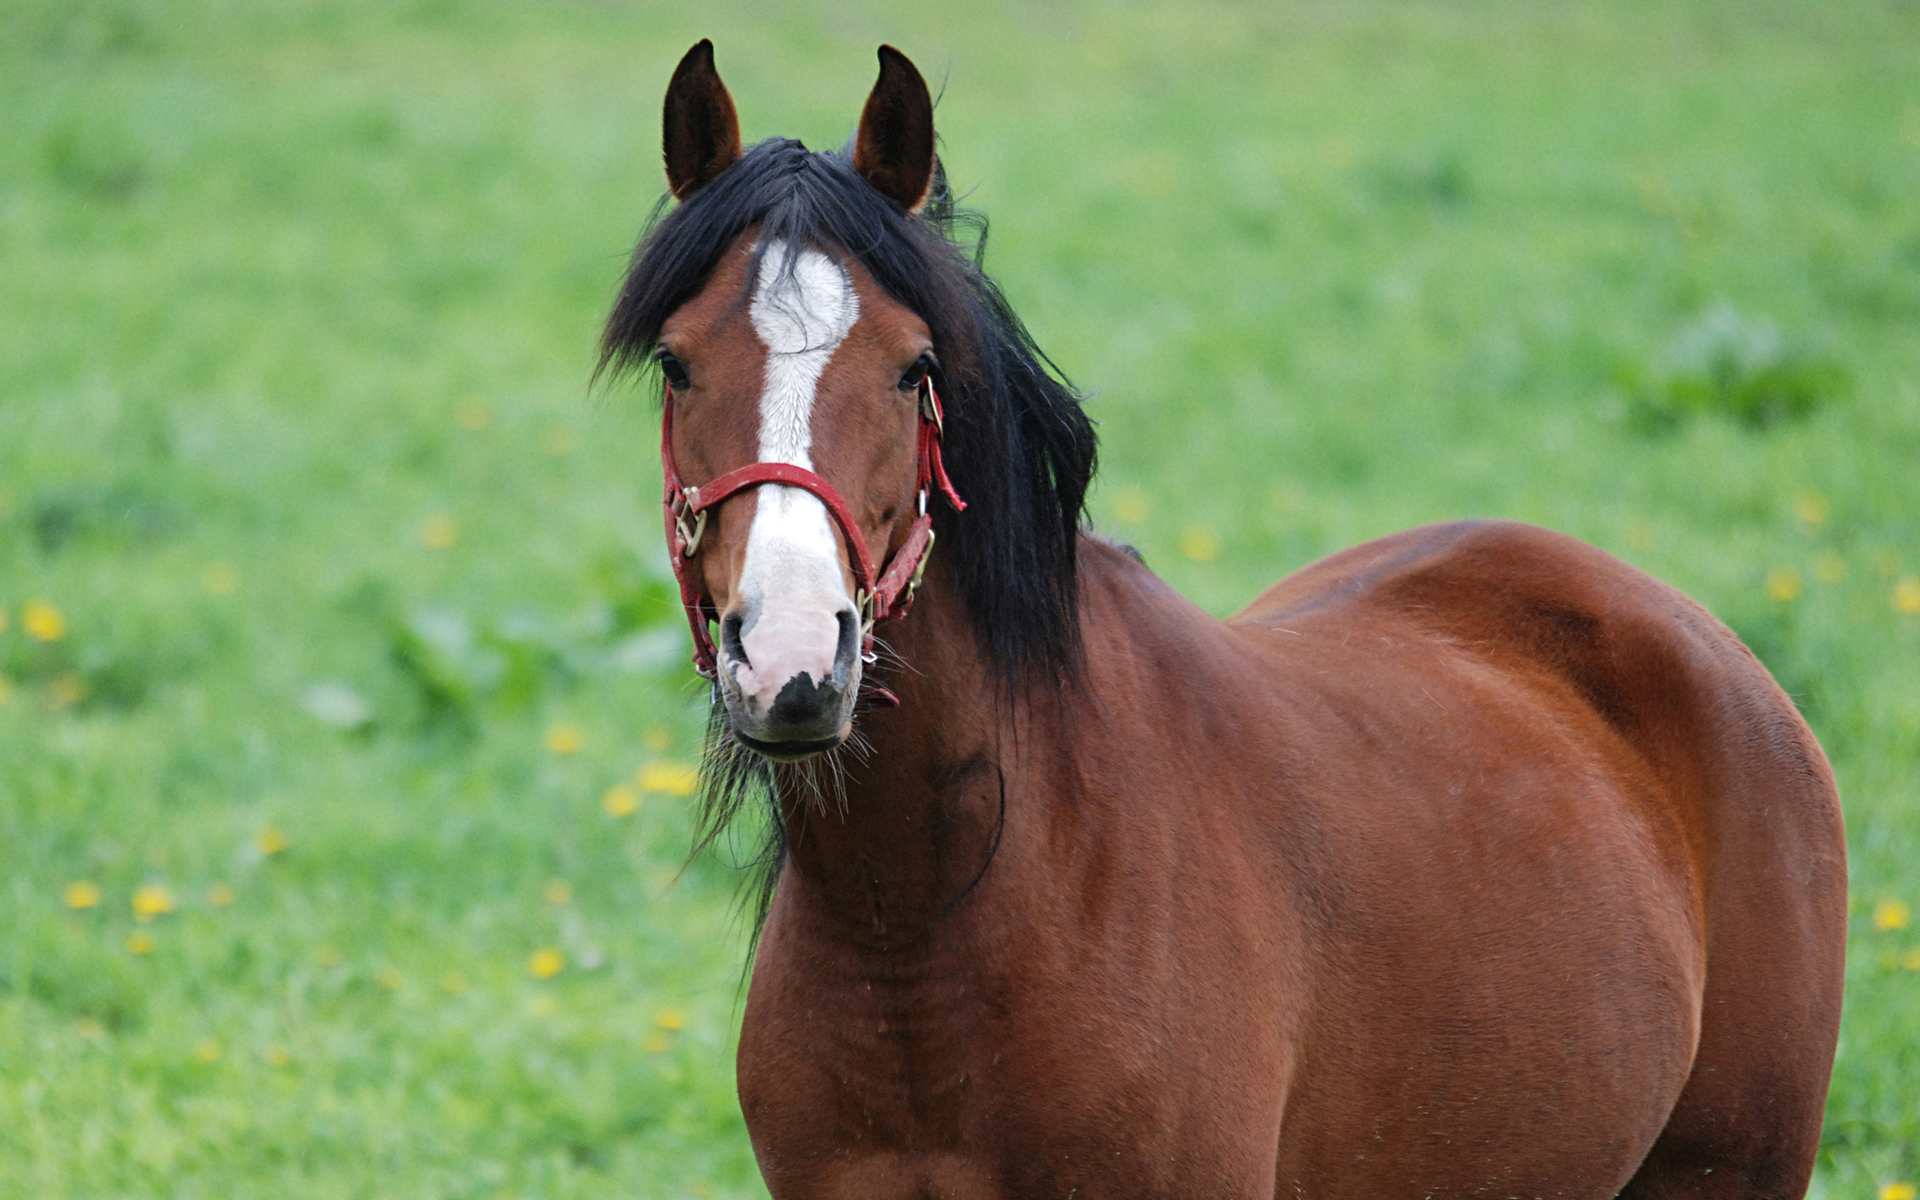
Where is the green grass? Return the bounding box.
[2,1,1917,1195]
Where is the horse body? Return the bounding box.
[739,522,1843,1198]
[604,42,1844,1200]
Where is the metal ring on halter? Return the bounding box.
[856,589,879,664]
[675,491,707,558]
[906,528,935,600]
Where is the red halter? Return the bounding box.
[661,376,966,696]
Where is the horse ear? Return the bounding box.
[853,45,935,212]
[663,40,741,201]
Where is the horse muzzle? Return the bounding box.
[717,595,861,759]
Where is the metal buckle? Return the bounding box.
[906,527,935,600]
[919,378,943,434]
[674,487,706,557]
[856,588,878,664]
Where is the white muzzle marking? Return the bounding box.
[729,242,861,713]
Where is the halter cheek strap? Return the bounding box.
[661,376,965,702]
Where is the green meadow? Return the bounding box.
[3,0,1917,1195]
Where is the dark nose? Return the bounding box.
[725,607,861,749]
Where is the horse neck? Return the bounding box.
[767,552,1072,946]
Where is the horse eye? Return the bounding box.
[655,350,692,392]
[897,353,933,391]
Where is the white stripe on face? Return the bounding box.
[729,242,861,703]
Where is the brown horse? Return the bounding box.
[600,42,1846,1200]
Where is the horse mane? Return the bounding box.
[599,137,1096,935]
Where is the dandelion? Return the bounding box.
[132,884,176,922]
[642,1031,672,1053]
[1894,577,1920,615]
[1764,568,1800,603]
[256,826,289,856]
[441,971,467,994]
[654,1007,688,1031]
[75,1017,104,1038]
[1179,526,1221,562]
[602,783,641,818]
[545,724,585,755]
[22,600,67,642]
[207,883,235,907]
[1873,898,1911,932]
[1882,1184,1917,1200]
[1901,949,1920,972]
[376,967,402,990]
[125,931,154,955]
[63,881,101,910]
[419,514,458,549]
[541,426,578,457]
[194,1039,222,1063]
[455,398,492,432]
[544,879,573,906]
[1813,553,1846,584]
[1113,486,1151,524]
[1792,490,1829,526]
[265,1045,291,1067]
[50,673,87,708]
[204,563,240,596]
[644,724,672,752]
[528,947,565,979]
[637,761,697,796]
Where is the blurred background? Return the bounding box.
[2,0,1916,1195]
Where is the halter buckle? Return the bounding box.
[674,488,706,557]
[919,378,943,434]
[906,527,935,600]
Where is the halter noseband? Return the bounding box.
[661,375,966,699]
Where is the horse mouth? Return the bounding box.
[732,730,848,762]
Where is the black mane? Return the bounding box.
[600,137,1098,688]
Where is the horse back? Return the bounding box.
[1221,520,1845,1196]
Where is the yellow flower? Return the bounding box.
[1813,552,1846,584]
[642,1031,672,1053]
[441,971,468,994]
[131,884,176,922]
[545,724,585,755]
[601,783,641,818]
[194,1039,222,1063]
[1881,1184,1917,1200]
[544,879,572,905]
[1872,898,1911,932]
[644,724,672,752]
[654,1007,688,1031]
[376,967,402,990]
[637,761,697,796]
[541,426,578,457]
[1178,526,1220,562]
[207,883,235,907]
[419,514,458,549]
[528,947,565,979]
[1765,568,1800,603]
[256,826,289,856]
[49,673,86,708]
[63,881,101,910]
[1901,949,1920,972]
[125,931,154,955]
[75,1017,104,1039]
[265,1045,291,1067]
[1893,577,1920,615]
[1792,490,1829,526]
[22,600,67,642]
[1113,486,1151,524]
[455,398,492,432]
[203,563,240,596]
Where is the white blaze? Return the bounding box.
[731,242,860,701]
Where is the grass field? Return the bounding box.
[3,1,1918,1195]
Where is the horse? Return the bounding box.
[599,41,1847,1200]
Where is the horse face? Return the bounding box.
[659,238,933,758]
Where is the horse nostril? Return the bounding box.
[722,613,749,666]
[834,609,860,678]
